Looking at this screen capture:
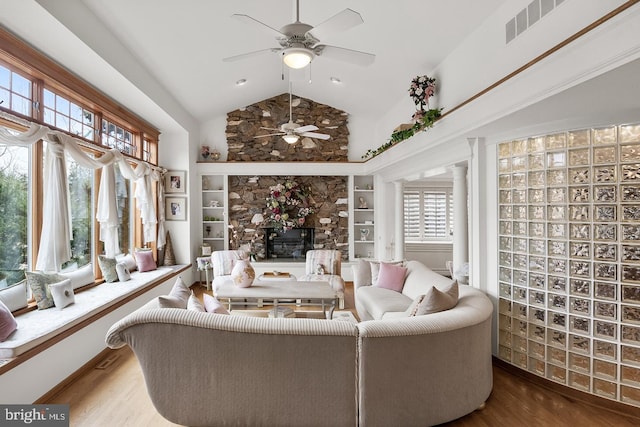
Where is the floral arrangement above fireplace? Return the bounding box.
[265,179,314,231]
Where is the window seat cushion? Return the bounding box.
[0,266,187,359]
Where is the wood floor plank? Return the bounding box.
[44,283,640,426]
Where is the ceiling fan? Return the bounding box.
[255,83,330,144]
[223,0,375,69]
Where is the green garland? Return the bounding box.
[362,108,443,160]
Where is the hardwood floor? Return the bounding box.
[44,283,640,427]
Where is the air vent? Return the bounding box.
[506,0,567,43]
[94,353,120,370]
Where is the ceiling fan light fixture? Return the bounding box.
[282,134,299,144]
[283,47,313,69]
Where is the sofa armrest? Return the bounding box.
[352,262,372,290]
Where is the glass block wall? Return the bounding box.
[497,123,640,407]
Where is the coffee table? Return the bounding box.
[215,279,338,319]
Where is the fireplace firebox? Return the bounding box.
[265,228,314,261]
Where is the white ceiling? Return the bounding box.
[66,0,506,123]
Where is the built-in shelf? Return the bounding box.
[352,175,375,260]
[201,174,227,252]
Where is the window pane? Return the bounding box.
[43,88,55,109]
[11,95,30,116]
[56,96,70,115]
[0,87,9,108]
[64,155,93,269]
[114,164,130,253]
[56,112,70,131]
[0,144,28,287]
[0,66,9,89]
[43,107,55,126]
[11,72,30,98]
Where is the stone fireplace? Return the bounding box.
[225,92,350,262]
[228,175,348,262]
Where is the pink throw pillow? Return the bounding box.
[203,294,230,315]
[0,300,18,342]
[375,262,407,293]
[136,250,157,272]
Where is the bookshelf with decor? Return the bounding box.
[201,174,227,252]
[352,175,375,260]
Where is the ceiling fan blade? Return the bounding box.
[231,14,285,38]
[223,48,279,63]
[315,45,375,66]
[306,9,363,42]
[295,125,319,133]
[254,133,284,139]
[301,132,331,140]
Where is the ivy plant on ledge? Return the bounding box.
[362,75,443,160]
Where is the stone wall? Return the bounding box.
[228,175,349,261]
[226,93,349,162]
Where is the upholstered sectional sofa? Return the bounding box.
[354,259,463,320]
[106,260,493,427]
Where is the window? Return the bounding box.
[404,187,453,242]
[64,154,94,269]
[0,64,33,117]
[0,144,29,287]
[0,27,160,279]
[43,88,96,140]
[102,118,136,157]
[114,163,131,253]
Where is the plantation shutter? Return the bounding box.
[404,190,421,240]
[423,190,448,238]
[404,187,453,242]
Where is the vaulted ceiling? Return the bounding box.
[31,0,506,123]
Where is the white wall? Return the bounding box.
[374,0,631,142]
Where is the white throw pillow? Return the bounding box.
[115,262,131,282]
[60,263,95,289]
[0,281,28,312]
[49,279,75,309]
[187,292,206,312]
[115,253,138,272]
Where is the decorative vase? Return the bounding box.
[231,259,255,288]
[164,231,176,266]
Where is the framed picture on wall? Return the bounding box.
[164,170,186,194]
[166,197,187,221]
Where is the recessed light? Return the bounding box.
[330,76,341,84]
[235,79,247,86]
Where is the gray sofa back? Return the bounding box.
[107,309,358,427]
[106,285,493,426]
[357,285,493,427]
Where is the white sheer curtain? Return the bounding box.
[0,118,164,271]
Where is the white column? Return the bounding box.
[394,180,405,261]
[452,164,469,283]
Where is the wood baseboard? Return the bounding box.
[35,348,114,403]
[493,356,640,420]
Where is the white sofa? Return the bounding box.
[106,260,493,426]
[354,259,463,320]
